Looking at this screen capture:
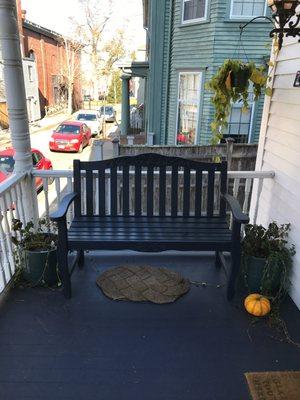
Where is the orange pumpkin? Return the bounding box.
[244,294,271,317]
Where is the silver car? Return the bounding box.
[99,106,116,123]
[75,110,104,137]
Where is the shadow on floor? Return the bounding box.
[0,251,299,400]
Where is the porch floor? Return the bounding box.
[0,251,300,400]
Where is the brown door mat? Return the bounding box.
[245,371,300,400]
[96,265,190,304]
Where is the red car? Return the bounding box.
[0,148,53,189]
[49,121,92,153]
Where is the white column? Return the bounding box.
[121,74,130,136]
[0,0,38,223]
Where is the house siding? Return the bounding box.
[147,0,270,145]
[250,37,300,308]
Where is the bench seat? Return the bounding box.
[68,216,232,251]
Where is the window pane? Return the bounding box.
[177,73,200,145]
[227,104,252,139]
[183,0,206,21]
[231,0,265,17]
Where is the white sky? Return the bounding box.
[21,0,146,54]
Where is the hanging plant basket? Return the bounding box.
[206,59,268,144]
[230,64,251,89]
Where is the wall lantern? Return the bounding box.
[268,0,300,49]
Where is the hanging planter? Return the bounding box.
[206,59,268,144]
[230,64,251,88]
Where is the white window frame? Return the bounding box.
[28,65,34,82]
[227,100,255,143]
[182,0,208,24]
[229,0,267,19]
[175,71,202,146]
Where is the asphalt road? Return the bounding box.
[30,122,118,218]
[31,122,118,169]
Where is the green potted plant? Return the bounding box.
[11,218,59,286]
[242,222,295,300]
[206,59,268,144]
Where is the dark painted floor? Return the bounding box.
[0,251,299,400]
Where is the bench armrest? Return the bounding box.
[50,192,78,221]
[221,194,249,224]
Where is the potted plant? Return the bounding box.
[242,222,295,300]
[206,59,268,144]
[11,218,59,286]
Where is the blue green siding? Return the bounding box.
[147,0,270,144]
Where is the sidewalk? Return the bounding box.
[0,112,72,149]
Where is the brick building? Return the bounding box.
[16,0,82,117]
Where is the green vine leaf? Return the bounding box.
[206,59,268,144]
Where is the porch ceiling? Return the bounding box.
[0,251,299,400]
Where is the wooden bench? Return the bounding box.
[50,153,249,299]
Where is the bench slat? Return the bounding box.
[98,166,106,216]
[134,165,142,216]
[123,165,130,216]
[159,165,166,217]
[86,170,93,216]
[171,165,178,217]
[147,166,154,217]
[110,165,118,216]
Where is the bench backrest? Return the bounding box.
[73,153,227,218]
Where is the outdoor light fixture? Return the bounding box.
[268,0,300,49]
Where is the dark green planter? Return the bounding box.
[244,255,281,294]
[231,67,250,89]
[23,248,59,286]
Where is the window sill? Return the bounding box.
[224,17,269,23]
[179,19,210,28]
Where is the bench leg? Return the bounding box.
[215,251,222,268]
[78,249,85,269]
[227,245,241,301]
[57,220,72,299]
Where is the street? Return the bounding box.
[29,120,119,218]
[30,121,118,169]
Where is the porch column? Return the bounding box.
[0,0,38,223]
[121,74,130,136]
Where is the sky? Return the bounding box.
[21,0,146,54]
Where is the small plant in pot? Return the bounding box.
[11,218,60,287]
[206,59,268,144]
[242,222,295,301]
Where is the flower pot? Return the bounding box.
[231,66,250,89]
[244,256,282,295]
[23,248,59,286]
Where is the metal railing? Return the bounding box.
[0,168,275,295]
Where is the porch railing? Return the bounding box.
[0,168,275,295]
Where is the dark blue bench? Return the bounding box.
[50,153,249,299]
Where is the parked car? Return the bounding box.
[99,106,116,123]
[0,148,53,189]
[75,110,103,137]
[49,121,92,153]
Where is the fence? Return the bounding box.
[120,142,258,171]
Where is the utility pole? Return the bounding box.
[0,0,38,223]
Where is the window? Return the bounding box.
[28,65,34,82]
[182,0,207,23]
[230,0,266,18]
[176,72,202,145]
[225,90,254,143]
[32,152,42,167]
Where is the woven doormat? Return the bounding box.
[245,371,300,400]
[96,265,190,304]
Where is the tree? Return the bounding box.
[102,29,126,74]
[73,0,113,99]
[60,35,83,114]
[107,69,122,104]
